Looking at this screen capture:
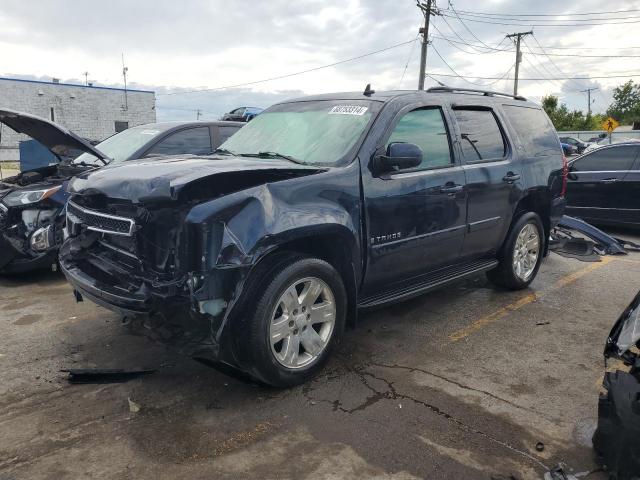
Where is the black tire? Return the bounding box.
[241,253,347,387]
[487,212,544,290]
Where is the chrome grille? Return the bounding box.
[67,201,135,236]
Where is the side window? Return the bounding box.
[218,126,240,144]
[232,108,245,115]
[572,146,638,172]
[386,108,452,170]
[502,105,559,157]
[146,127,212,156]
[453,109,506,161]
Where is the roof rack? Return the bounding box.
[426,86,527,101]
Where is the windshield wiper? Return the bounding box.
[212,148,238,156]
[241,151,307,165]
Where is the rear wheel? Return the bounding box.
[487,212,544,290]
[243,255,346,387]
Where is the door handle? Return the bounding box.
[502,172,521,183]
[439,184,463,195]
[601,178,619,184]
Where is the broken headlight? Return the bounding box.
[2,186,61,207]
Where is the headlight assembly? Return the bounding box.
[2,186,61,207]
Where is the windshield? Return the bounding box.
[73,126,165,165]
[219,100,377,166]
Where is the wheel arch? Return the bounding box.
[512,189,552,255]
[249,225,360,328]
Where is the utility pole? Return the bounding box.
[196,109,202,120]
[580,87,598,116]
[82,71,89,86]
[417,0,436,90]
[505,31,532,96]
[121,53,129,111]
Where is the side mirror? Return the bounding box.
[374,142,422,174]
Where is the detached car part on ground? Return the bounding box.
[60,87,566,387]
[593,290,640,479]
[0,110,243,274]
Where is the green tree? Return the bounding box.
[607,80,640,125]
[542,95,596,130]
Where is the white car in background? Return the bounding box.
[583,136,640,153]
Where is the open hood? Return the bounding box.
[605,290,640,361]
[0,108,108,162]
[68,156,323,203]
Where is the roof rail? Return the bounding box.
[426,86,527,101]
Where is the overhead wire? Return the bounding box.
[430,42,515,87]
[398,33,421,88]
[158,38,416,96]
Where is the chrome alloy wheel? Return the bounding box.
[512,223,540,281]
[269,277,336,369]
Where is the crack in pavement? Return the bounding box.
[303,363,550,473]
[370,362,571,426]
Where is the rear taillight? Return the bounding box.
[560,155,568,197]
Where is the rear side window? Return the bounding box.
[571,146,639,172]
[146,127,212,156]
[386,108,452,170]
[453,109,506,161]
[218,126,240,143]
[503,105,559,157]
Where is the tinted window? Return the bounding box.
[503,105,559,157]
[218,126,240,143]
[571,146,639,172]
[454,109,506,161]
[386,108,452,170]
[146,127,212,156]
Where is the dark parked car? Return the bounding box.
[60,87,566,386]
[559,136,589,154]
[561,142,578,156]
[221,106,263,122]
[565,143,640,227]
[0,110,243,273]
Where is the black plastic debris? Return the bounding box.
[593,371,640,479]
[61,368,156,384]
[552,215,640,259]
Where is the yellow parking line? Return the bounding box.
[449,256,615,342]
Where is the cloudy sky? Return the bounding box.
[1,0,638,121]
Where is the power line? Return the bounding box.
[398,34,421,88]
[429,33,640,58]
[440,12,640,27]
[445,10,640,23]
[447,8,640,18]
[448,4,494,50]
[425,72,640,80]
[430,42,514,87]
[158,39,416,96]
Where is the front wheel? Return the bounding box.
[244,255,347,387]
[487,212,544,290]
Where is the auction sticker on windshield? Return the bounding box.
[329,105,368,115]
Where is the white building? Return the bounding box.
[0,77,156,162]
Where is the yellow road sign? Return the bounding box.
[602,117,619,133]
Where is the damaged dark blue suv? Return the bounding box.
[60,87,566,386]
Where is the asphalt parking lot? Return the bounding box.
[1,230,639,480]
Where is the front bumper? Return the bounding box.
[60,258,151,316]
